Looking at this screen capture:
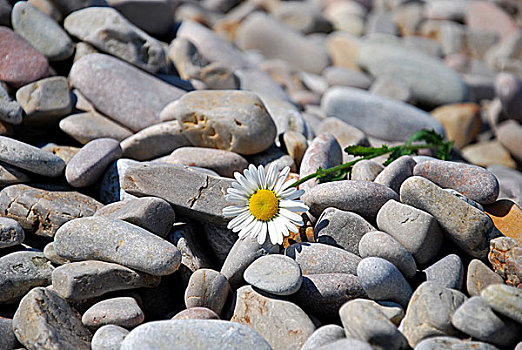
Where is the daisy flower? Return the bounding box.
[222,164,309,245]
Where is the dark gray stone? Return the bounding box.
[244,254,302,296]
[0,217,24,248]
[424,254,464,291]
[82,297,144,330]
[0,318,17,350]
[91,325,129,350]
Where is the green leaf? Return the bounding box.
[344,144,389,157]
[406,129,444,146]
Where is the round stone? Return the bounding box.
[91,325,129,350]
[82,297,145,330]
[0,217,25,248]
[244,254,302,296]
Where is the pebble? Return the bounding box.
[431,103,482,149]
[0,318,17,350]
[54,216,181,276]
[400,176,496,259]
[488,236,521,288]
[291,273,366,321]
[0,83,23,124]
[120,120,191,161]
[485,199,522,244]
[0,251,54,303]
[451,296,521,347]
[339,299,408,350]
[496,120,522,163]
[284,242,361,275]
[282,130,308,167]
[466,259,504,296]
[231,285,315,350]
[488,165,522,207]
[52,260,160,301]
[95,196,175,238]
[0,217,25,248]
[11,1,73,61]
[401,282,467,347]
[413,159,500,205]
[167,147,248,178]
[465,1,518,40]
[415,336,501,350]
[171,307,220,320]
[82,297,145,330]
[100,158,141,204]
[300,324,345,350]
[13,287,92,350]
[316,118,369,152]
[462,140,517,169]
[121,319,272,350]
[0,184,102,237]
[350,160,384,181]
[314,207,376,255]
[357,257,412,307]
[359,231,417,279]
[315,338,374,350]
[0,160,30,186]
[64,7,166,73]
[0,27,49,88]
[423,254,464,291]
[43,242,69,265]
[374,156,416,193]
[302,180,399,221]
[160,90,276,155]
[169,221,213,277]
[59,112,133,144]
[42,143,81,165]
[369,75,412,102]
[123,163,234,225]
[325,31,360,71]
[322,66,373,90]
[0,136,65,177]
[66,138,122,187]
[494,72,522,121]
[481,283,522,324]
[91,325,129,350]
[244,254,302,296]
[70,53,185,132]
[356,299,405,326]
[444,188,484,211]
[322,86,445,142]
[185,268,230,315]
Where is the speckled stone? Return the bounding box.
[481,284,522,325]
[402,282,467,347]
[374,156,416,193]
[59,112,133,144]
[13,287,92,350]
[0,184,102,237]
[0,136,65,177]
[244,254,302,296]
[302,180,399,221]
[400,176,497,259]
[0,217,24,248]
[171,307,220,320]
[231,285,315,350]
[340,299,408,350]
[357,257,412,307]
[314,207,376,255]
[0,27,49,88]
[351,160,384,181]
[54,216,181,276]
[466,259,504,296]
[91,325,129,350]
[185,268,230,315]
[52,260,160,301]
[70,53,185,132]
[159,90,276,155]
[121,319,272,350]
[12,1,73,61]
[291,273,367,321]
[167,147,248,178]
[488,236,521,288]
[299,133,343,192]
[359,231,417,279]
[451,296,521,347]
[423,254,464,291]
[300,325,345,350]
[413,159,500,205]
[0,251,54,303]
[284,242,361,275]
[66,138,122,187]
[82,297,144,330]
[415,336,501,350]
[443,188,484,211]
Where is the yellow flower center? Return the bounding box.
[249,189,279,222]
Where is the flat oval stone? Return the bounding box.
[66,138,122,187]
[91,325,129,350]
[0,27,49,87]
[82,297,145,330]
[302,180,399,221]
[315,339,374,350]
[167,147,248,178]
[466,259,504,296]
[359,231,417,278]
[400,176,496,259]
[357,257,412,307]
[244,255,302,296]
[284,242,361,275]
[0,136,65,177]
[43,242,69,265]
[0,251,54,303]
[374,156,416,193]
[12,1,73,61]
[52,260,160,301]
[351,160,384,181]
[299,133,343,192]
[13,287,92,350]
[300,325,345,350]
[59,112,133,144]
[231,285,315,350]
[423,254,464,291]
[413,159,500,204]
[415,336,501,350]
[481,284,522,324]
[70,53,185,132]
[171,307,220,320]
[159,90,276,155]
[121,319,271,350]
[314,207,376,255]
[185,268,230,315]
[0,217,25,248]
[322,86,445,142]
[54,216,181,276]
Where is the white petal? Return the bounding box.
[224,194,248,204]
[274,216,291,237]
[274,167,291,194]
[228,211,252,231]
[244,166,260,190]
[222,206,248,217]
[233,214,256,232]
[280,188,304,200]
[257,222,268,244]
[257,165,267,189]
[281,218,299,234]
[279,200,309,212]
[266,163,278,190]
[235,172,257,193]
[267,220,281,245]
[250,220,263,240]
[247,164,262,188]
[227,187,249,197]
[280,208,304,224]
